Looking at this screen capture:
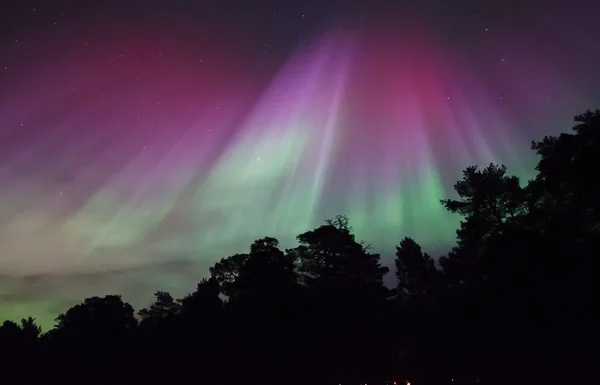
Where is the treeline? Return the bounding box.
[1,111,598,385]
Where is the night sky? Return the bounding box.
[1,0,599,328]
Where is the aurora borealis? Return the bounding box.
[1,0,599,328]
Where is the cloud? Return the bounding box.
[0,183,299,329]
[0,258,216,330]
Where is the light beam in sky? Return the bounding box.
[191,33,355,251]
[0,22,598,328]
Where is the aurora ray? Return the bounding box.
[1,3,599,328]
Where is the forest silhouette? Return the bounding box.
[1,110,597,385]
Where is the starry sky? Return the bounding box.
[1,0,599,328]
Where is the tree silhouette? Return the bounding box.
[138,291,181,325]
[53,295,137,344]
[289,214,389,292]
[525,110,599,343]
[208,237,301,383]
[287,215,392,383]
[20,316,41,342]
[439,163,526,287]
[529,110,600,242]
[0,320,39,380]
[209,253,246,299]
[178,276,224,319]
[395,237,438,302]
[36,296,137,382]
[441,164,526,224]
[210,237,298,303]
[0,320,22,345]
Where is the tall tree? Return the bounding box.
[210,237,298,302]
[209,238,301,383]
[288,215,389,292]
[178,277,224,319]
[209,253,247,299]
[54,295,137,341]
[287,216,391,382]
[395,237,438,302]
[241,237,298,298]
[138,291,181,324]
[0,320,22,346]
[441,163,526,230]
[529,109,600,234]
[0,320,39,378]
[527,110,600,336]
[439,163,526,286]
[20,317,41,343]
